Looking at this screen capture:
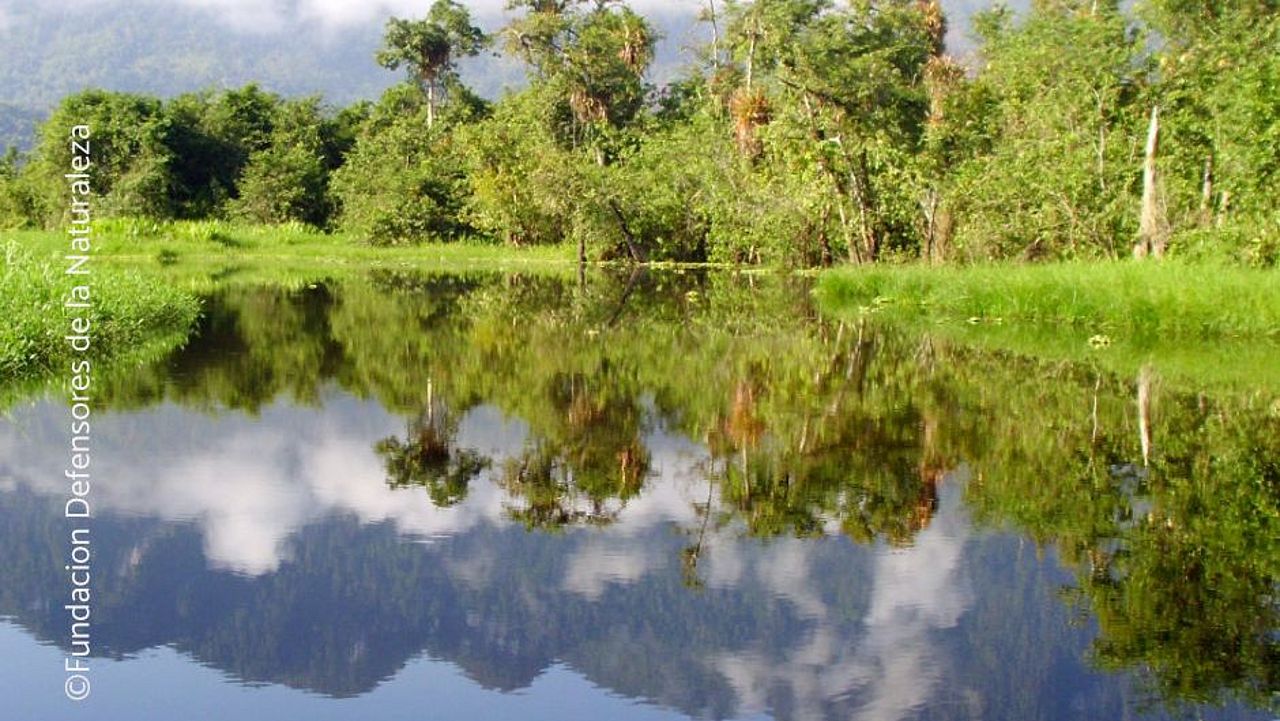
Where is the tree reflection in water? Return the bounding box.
[0,268,1271,718]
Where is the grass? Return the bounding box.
[0,218,579,398]
[816,261,1280,340]
[7,219,1279,397]
[0,239,200,383]
[815,260,1280,392]
[7,218,578,271]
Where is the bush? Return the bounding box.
[332,85,472,245]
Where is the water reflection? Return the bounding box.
[0,269,1274,720]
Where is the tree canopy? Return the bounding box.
[0,0,1274,266]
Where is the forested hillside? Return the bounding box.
[0,103,40,152]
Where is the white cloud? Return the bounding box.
[0,389,984,717]
[563,540,663,599]
[707,481,974,721]
[0,392,716,576]
[174,0,291,32]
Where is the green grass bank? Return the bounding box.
[0,240,200,383]
[13,218,576,270]
[815,261,1280,391]
[0,219,579,392]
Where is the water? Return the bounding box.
[0,270,1275,720]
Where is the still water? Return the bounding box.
[0,270,1275,720]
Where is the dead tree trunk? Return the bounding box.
[426,82,436,128]
[1135,106,1166,258]
[921,187,944,264]
[705,0,720,69]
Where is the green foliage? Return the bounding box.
[504,0,656,139]
[332,85,475,245]
[231,99,333,226]
[10,86,354,229]
[0,240,199,382]
[1174,211,1280,268]
[163,84,281,218]
[455,86,579,247]
[329,4,492,245]
[5,0,1277,264]
[25,90,175,224]
[0,148,34,229]
[941,2,1147,260]
[592,115,725,261]
[1143,0,1280,224]
[165,85,357,225]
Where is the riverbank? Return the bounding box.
[816,261,1280,340]
[0,240,199,385]
[11,219,578,271]
[815,261,1280,390]
[0,221,581,393]
[7,220,1279,395]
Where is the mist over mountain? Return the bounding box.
[0,0,1001,116]
[0,0,1013,153]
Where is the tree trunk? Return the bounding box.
[818,203,833,266]
[795,94,859,264]
[921,188,942,264]
[607,199,645,263]
[426,84,436,128]
[706,0,720,69]
[852,150,880,262]
[1135,106,1165,258]
[1199,154,1214,225]
[838,204,859,263]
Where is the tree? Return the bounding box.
[376,397,488,508]
[376,0,487,128]
[25,90,176,225]
[700,0,935,263]
[332,85,475,245]
[164,84,283,219]
[456,85,578,247]
[941,1,1147,260]
[1141,0,1279,263]
[231,98,332,227]
[0,148,34,229]
[503,0,656,162]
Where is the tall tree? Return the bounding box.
[503,0,656,160]
[376,0,488,128]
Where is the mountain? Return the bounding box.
[0,0,999,121]
[0,102,42,152]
